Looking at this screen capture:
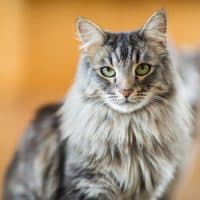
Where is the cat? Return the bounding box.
[4,9,200,200]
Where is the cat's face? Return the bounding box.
[77,10,175,113]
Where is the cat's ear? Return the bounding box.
[140,9,167,43]
[76,17,106,55]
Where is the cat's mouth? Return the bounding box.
[105,97,147,113]
[104,93,148,113]
[124,98,130,103]
[122,97,143,105]
[122,99,135,105]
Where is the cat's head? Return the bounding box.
[76,9,175,113]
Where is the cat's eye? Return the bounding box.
[100,66,116,77]
[135,63,151,76]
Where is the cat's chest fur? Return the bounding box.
[87,123,175,200]
[62,99,189,199]
[99,140,175,200]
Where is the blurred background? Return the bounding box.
[1,0,200,199]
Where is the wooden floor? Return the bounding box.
[1,0,200,199]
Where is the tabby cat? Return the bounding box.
[4,10,199,200]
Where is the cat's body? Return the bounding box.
[60,80,192,200]
[4,10,199,200]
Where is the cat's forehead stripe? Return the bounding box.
[116,46,121,61]
[117,34,130,62]
[107,54,113,66]
[105,32,140,65]
[111,52,119,65]
[136,49,140,64]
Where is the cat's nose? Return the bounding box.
[120,88,133,98]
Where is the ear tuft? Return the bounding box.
[140,9,167,42]
[76,17,105,54]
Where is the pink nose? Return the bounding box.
[120,88,133,98]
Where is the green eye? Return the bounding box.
[100,66,116,77]
[135,63,151,76]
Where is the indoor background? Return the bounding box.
[1,0,200,199]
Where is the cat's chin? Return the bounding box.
[106,101,146,114]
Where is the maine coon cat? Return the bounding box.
[4,10,199,200]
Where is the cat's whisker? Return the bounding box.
[87,94,100,99]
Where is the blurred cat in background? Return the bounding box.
[4,9,200,200]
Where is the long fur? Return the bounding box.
[59,56,193,200]
[3,10,198,200]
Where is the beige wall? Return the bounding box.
[1,1,200,199]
